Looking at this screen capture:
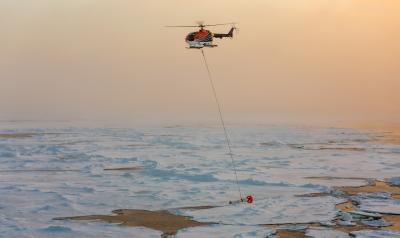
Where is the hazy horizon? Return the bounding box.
[1,0,399,125]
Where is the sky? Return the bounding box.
[1,0,399,125]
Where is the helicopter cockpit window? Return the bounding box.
[186,34,195,41]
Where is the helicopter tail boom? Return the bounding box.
[213,27,235,39]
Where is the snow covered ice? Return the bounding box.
[359,199,400,215]
[1,121,400,237]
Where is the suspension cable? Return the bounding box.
[200,49,243,201]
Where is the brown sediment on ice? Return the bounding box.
[332,201,372,232]
[0,132,64,139]
[335,200,357,212]
[337,180,400,199]
[0,133,39,138]
[103,166,142,171]
[274,229,309,238]
[305,176,372,181]
[55,208,212,238]
[334,181,400,232]
[384,215,400,231]
[332,222,371,233]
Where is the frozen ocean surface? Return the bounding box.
[359,199,400,215]
[175,224,274,238]
[306,228,350,238]
[1,121,399,237]
[351,230,400,238]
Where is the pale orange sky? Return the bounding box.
[1,0,399,124]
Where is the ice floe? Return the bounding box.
[175,224,274,238]
[351,230,400,238]
[180,196,340,225]
[387,177,400,186]
[306,227,350,238]
[359,199,400,215]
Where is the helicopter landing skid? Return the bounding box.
[187,44,218,49]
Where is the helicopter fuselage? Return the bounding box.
[184,27,235,49]
[185,29,217,49]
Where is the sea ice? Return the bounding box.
[351,230,400,238]
[179,196,340,225]
[387,177,400,186]
[359,199,400,215]
[1,122,399,237]
[361,219,393,227]
[175,224,274,238]
[1,222,161,238]
[306,228,350,238]
[352,192,392,201]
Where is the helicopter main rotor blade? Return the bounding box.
[165,25,199,28]
[165,22,237,28]
[203,22,237,26]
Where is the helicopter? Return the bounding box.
[166,22,237,49]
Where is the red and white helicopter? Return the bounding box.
[166,21,237,49]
